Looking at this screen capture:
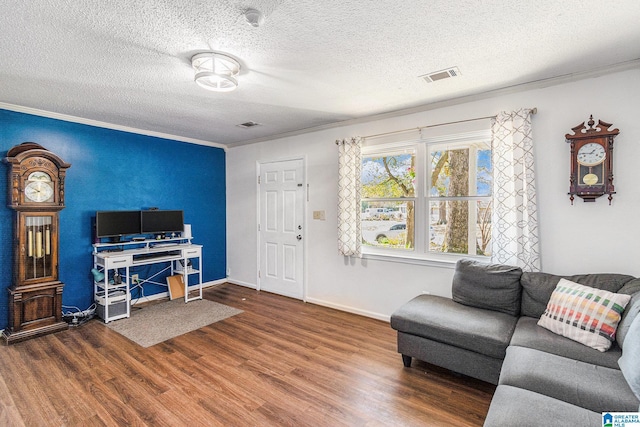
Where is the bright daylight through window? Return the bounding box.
[361,148,416,249]
[361,134,492,259]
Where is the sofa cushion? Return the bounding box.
[510,317,621,369]
[537,279,630,352]
[451,258,523,316]
[521,272,635,318]
[617,290,640,348]
[619,314,640,401]
[499,346,639,413]
[484,385,601,427]
[619,278,640,296]
[390,294,517,359]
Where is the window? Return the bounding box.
[428,140,492,256]
[361,131,492,260]
[361,147,416,250]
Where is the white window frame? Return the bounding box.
[361,144,419,253]
[361,130,492,266]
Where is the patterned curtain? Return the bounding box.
[337,137,362,257]
[491,109,540,272]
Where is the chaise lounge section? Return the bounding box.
[390,259,640,426]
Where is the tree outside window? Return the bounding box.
[361,149,416,250]
[429,141,492,256]
[360,135,491,259]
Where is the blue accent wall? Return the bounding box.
[0,109,226,330]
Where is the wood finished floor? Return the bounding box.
[0,284,495,426]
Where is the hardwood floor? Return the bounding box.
[0,284,495,426]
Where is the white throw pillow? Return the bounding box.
[538,278,631,352]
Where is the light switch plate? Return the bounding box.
[313,210,325,220]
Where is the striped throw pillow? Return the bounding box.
[537,278,631,352]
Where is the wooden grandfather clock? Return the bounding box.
[2,142,71,344]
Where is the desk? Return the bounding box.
[92,238,202,322]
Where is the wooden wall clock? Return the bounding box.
[565,115,619,204]
[2,142,71,344]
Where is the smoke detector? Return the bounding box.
[244,9,264,27]
[420,67,461,83]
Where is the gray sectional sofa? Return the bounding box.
[390,259,640,426]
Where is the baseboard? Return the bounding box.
[203,278,228,288]
[132,279,226,306]
[305,297,390,322]
[226,278,257,289]
[223,280,389,322]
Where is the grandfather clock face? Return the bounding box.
[13,157,63,208]
[24,171,55,203]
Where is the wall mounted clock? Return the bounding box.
[565,115,619,204]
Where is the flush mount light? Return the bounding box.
[191,52,241,92]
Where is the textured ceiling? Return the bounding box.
[1,1,640,147]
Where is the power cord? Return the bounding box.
[62,303,96,327]
[130,282,145,306]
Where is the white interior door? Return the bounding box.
[259,158,305,299]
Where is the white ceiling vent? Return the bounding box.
[420,67,461,83]
[236,121,262,128]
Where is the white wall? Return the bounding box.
[226,67,640,321]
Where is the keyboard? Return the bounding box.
[133,250,180,262]
[152,243,177,248]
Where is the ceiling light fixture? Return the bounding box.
[191,52,241,92]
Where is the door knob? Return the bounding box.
[297,235,302,241]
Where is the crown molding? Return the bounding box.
[0,102,227,151]
[2,58,638,151]
[229,58,640,148]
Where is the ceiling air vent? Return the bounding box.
[236,121,262,129]
[420,67,461,83]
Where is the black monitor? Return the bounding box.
[140,210,184,235]
[95,210,141,238]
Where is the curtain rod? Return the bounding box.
[359,107,538,141]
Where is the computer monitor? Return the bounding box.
[140,210,184,235]
[95,210,141,238]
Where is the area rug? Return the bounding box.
[106,298,242,348]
